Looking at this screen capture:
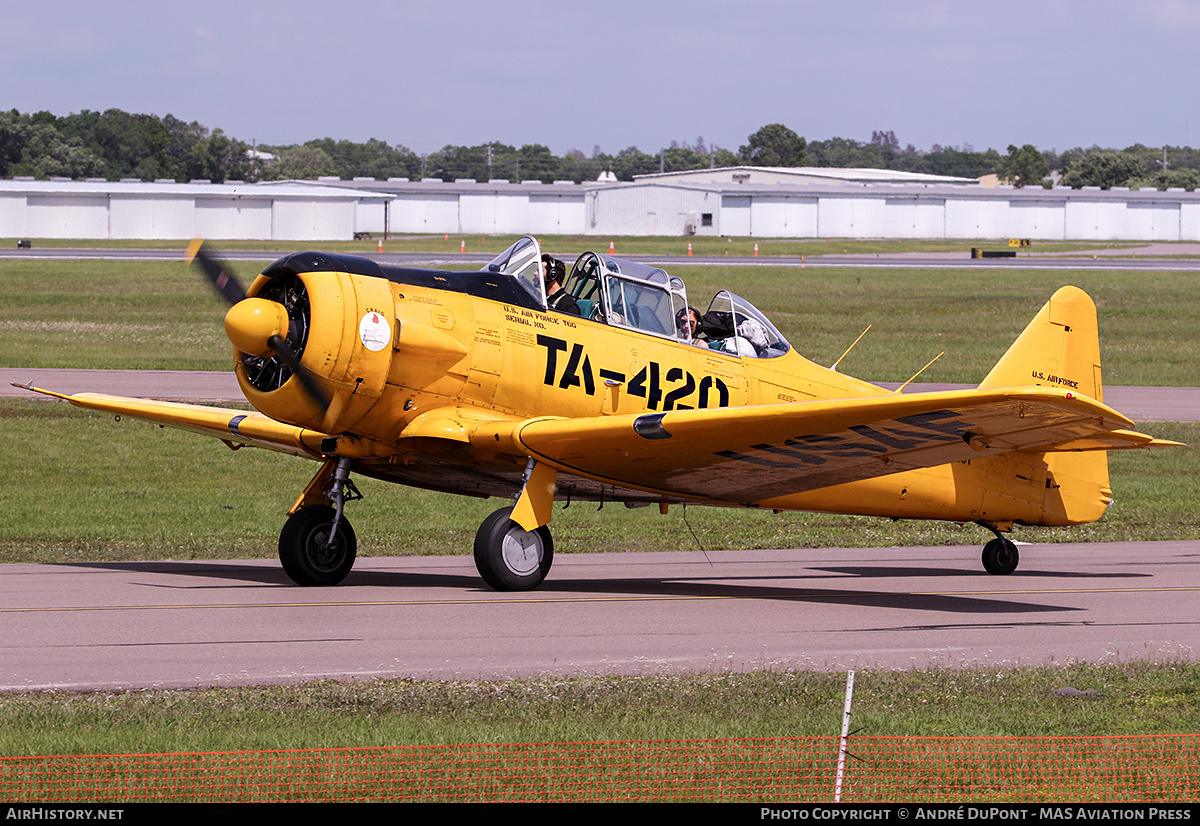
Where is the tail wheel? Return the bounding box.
[473,506,553,591]
[279,505,357,586]
[982,537,1019,575]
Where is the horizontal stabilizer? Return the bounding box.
[1040,429,1184,452]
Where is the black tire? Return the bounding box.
[278,505,357,586]
[473,506,554,591]
[982,537,1019,575]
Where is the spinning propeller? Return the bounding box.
[186,240,330,412]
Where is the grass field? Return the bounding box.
[1,664,1199,757]
[1,241,1196,765]
[2,254,1199,384]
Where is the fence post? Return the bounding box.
[834,670,855,802]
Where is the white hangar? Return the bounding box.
[0,179,381,241]
[4,168,1200,242]
[346,168,1200,242]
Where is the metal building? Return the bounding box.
[0,179,380,241]
[4,171,1200,242]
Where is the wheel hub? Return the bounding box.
[501,528,543,577]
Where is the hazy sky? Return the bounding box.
[5,0,1199,157]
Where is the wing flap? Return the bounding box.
[500,387,1141,503]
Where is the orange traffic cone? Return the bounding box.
[377,239,382,252]
[609,241,615,254]
[461,240,466,253]
[687,242,693,257]
[753,243,759,257]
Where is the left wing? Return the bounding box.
[472,386,1175,504]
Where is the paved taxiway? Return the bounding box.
[3,540,1199,691]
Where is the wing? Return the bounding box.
[475,386,1176,504]
[18,387,337,459]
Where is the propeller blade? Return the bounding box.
[186,238,246,305]
[268,334,330,411]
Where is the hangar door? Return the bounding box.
[721,195,751,236]
[883,197,945,239]
[750,196,819,237]
[26,195,108,238]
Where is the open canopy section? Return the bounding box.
[699,290,792,358]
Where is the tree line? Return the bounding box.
[2,108,1198,191]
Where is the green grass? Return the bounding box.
[668,264,1200,386]
[0,664,1198,756]
[3,256,1199,384]
[0,400,1194,563]
[0,259,239,370]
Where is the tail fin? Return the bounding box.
[979,286,1110,526]
[979,285,1103,402]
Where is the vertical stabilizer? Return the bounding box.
[978,285,1103,402]
[979,286,1111,525]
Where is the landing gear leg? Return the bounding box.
[473,506,554,591]
[977,521,1019,575]
[279,457,360,586]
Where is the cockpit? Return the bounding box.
[483,236,791,359]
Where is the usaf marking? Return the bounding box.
[1032,370,1080,389]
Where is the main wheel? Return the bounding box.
[473,506,554,591]
[982,536,1019,575]
[279,505,357,586]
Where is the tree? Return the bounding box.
[913,145,1001,178]
[1060,149,1144,189]
[806,136,881,168]
[18,124,105,179]
[300,137,421,180]
[0,109,33,177]
[263,145,338,180]
[1002,144,1049,188]
[1128,168,1200,191]
[609,146,659,180]
[740,123,807,167]
[515,143,557,182]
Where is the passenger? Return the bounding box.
[542,254,580,316]
[675,306,707,347]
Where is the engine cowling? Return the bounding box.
[232,253,395,435]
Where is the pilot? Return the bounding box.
[675,306,707,347]
[542,254,580,316]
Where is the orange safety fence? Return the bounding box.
[1,735,1198,802]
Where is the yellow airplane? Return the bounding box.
[18,236,1179,590]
